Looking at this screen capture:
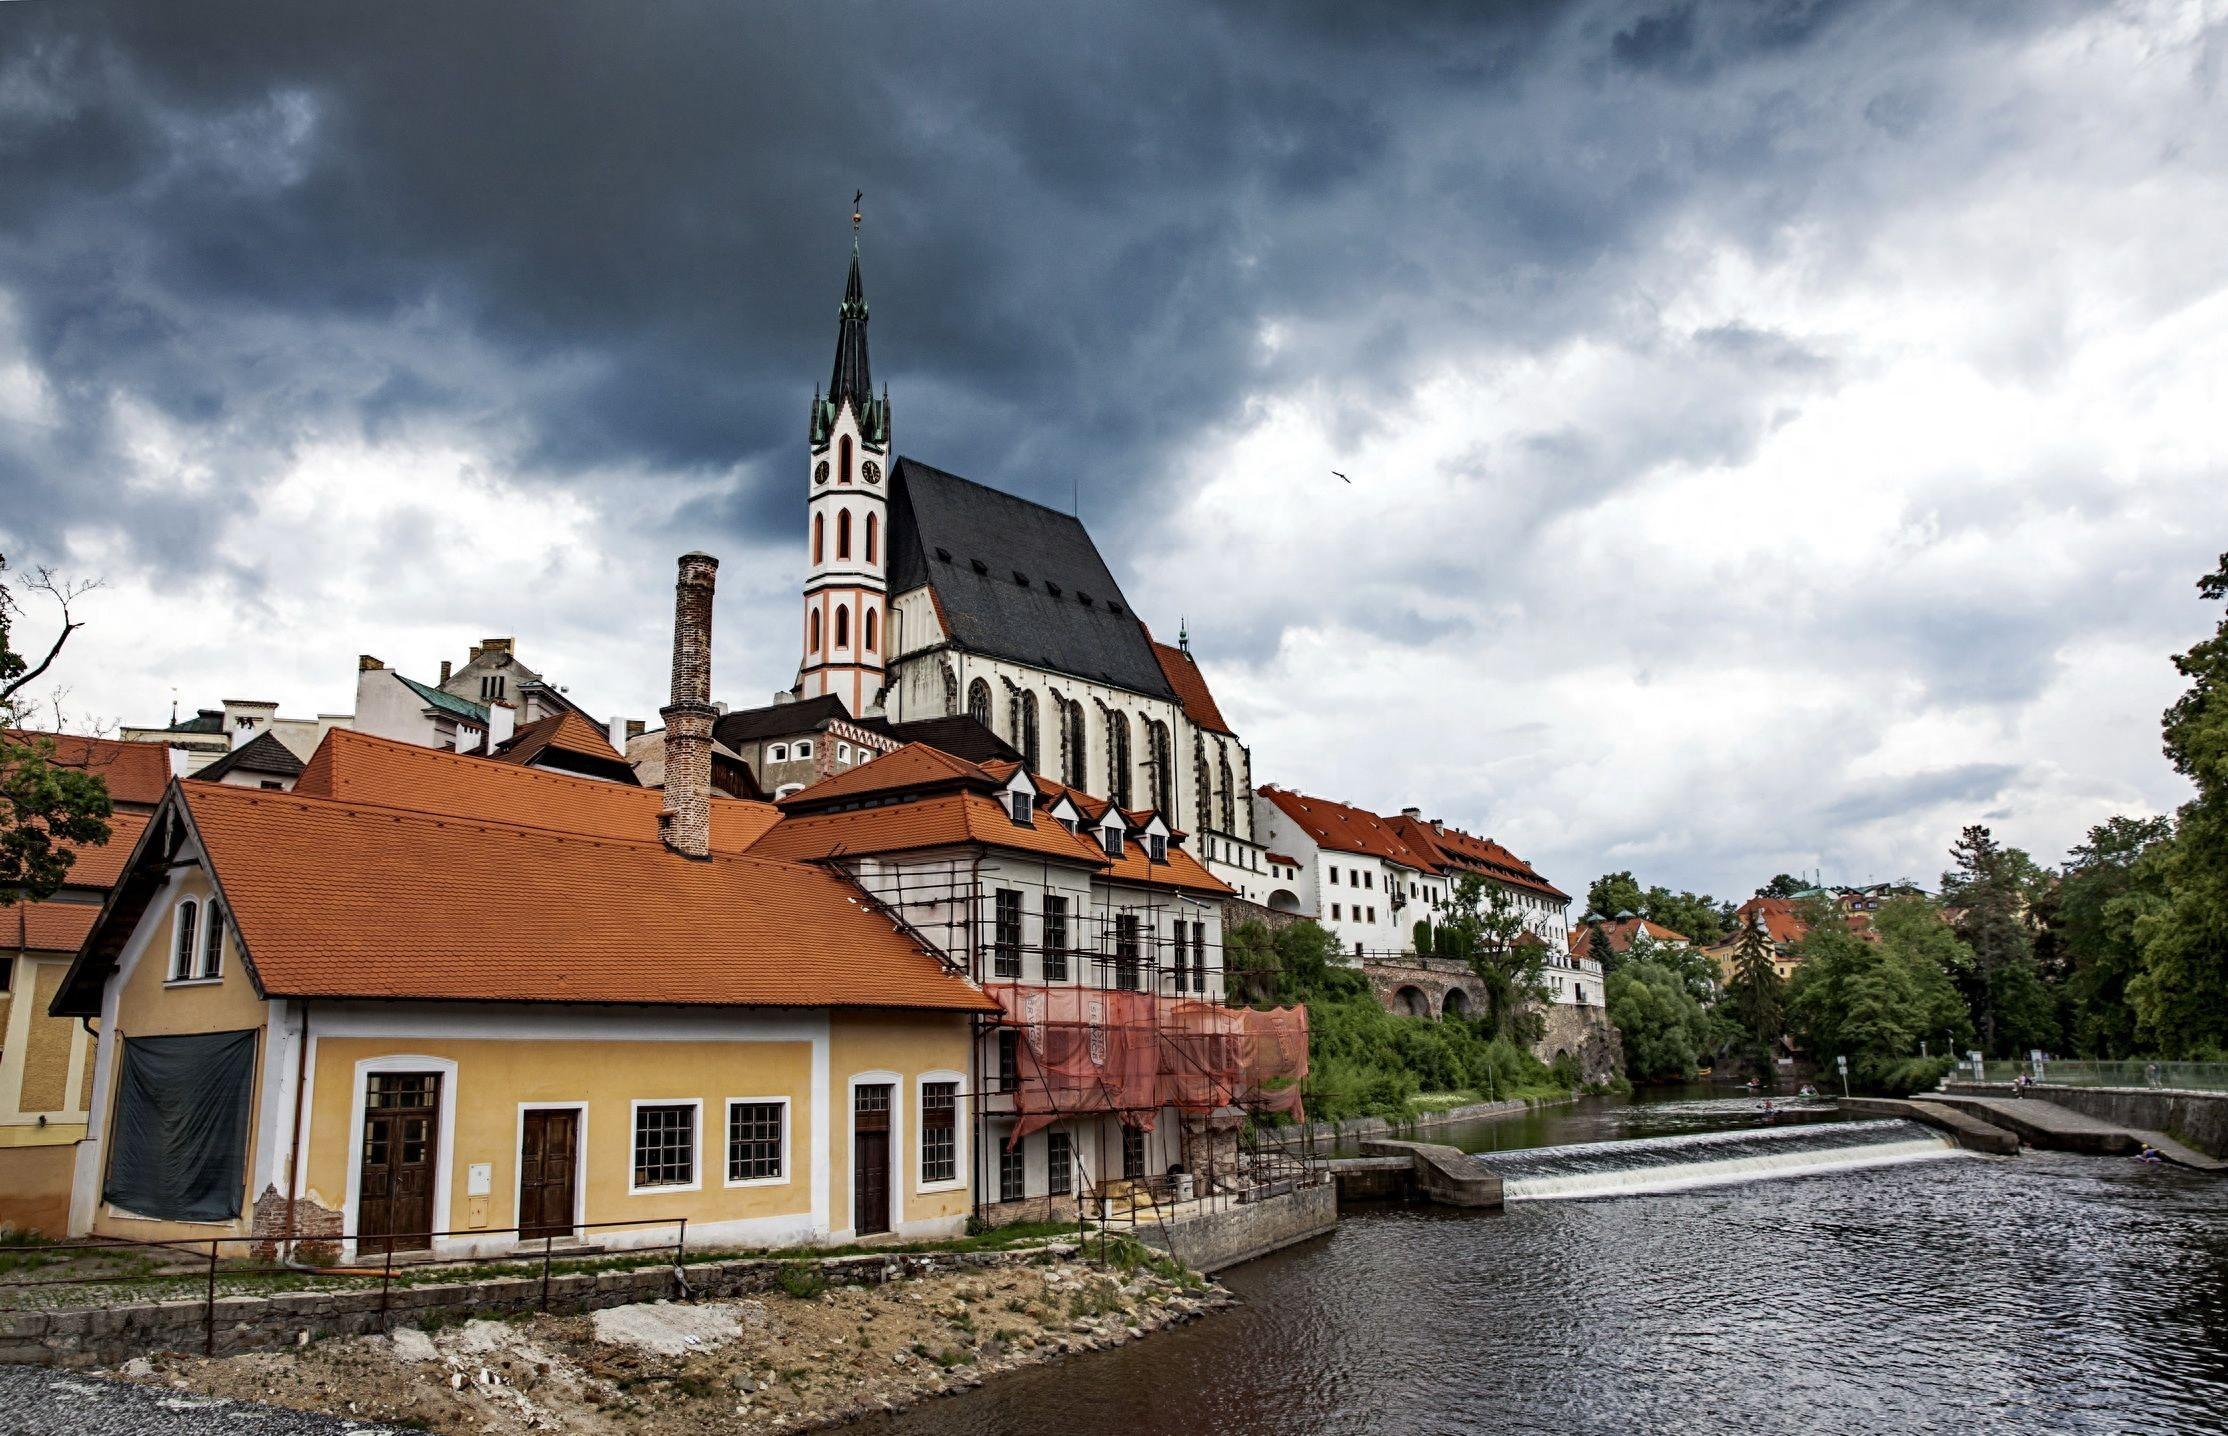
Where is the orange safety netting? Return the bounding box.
[986,984,1309,1143]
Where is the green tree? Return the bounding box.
[1760,874,1807,899]
[1585,921,1618,976]
[1940,824,2054,1057]
[2054,816,2174,1056]
[1725,919,1784,1079]
[1786,903,1971,1092]
[1606,958,1713,1083]
[2129,555,2228,1055]
[1586,871,1646,921]
[2,556,112,905]
[1437,874,1550,1045]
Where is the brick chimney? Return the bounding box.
[660,552,720,858]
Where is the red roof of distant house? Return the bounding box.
[1734,896,1809,946]
[1257,787,1438,871]
[1388,815,1568,902]
[12,901,98,955]
[490,710,626,768]
[4,729,173,808]
[1150,641,1235,736]
[1570,916,1690,954]
[777,743,992,810]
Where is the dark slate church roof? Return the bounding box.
[886,458,1176,700]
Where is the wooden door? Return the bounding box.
[854,1083,893,1236]
[358,1073,441,1252]
[519,1109,578,1241]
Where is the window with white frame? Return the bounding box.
[769,743,789,762]
[169,899,200,982]
[1046,1130,1072,1196]
[1100,822,1123,858]
[921,1082,958,1184]
[993,889,1023,978]
[999,1139,1026,1202]
[794,740,813,758]
[837,742,852,765]
[726,1100,785,1184]
[632,1103,698,1189]
[200,901,224,979]
[1042,895,1070,982]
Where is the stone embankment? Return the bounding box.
[1836,1097,2019,1155]
[98,1255,1225,1434]
[1260,1092,1576,1152]
[1942,1081,2228,1162]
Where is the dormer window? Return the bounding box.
[1008,790,1034,826]
[1148,834,1166,863]
[1100,824,1124,858]
[169,899,199,981]
[169,898,223,982]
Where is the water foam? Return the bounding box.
[1494,1118,1965,1201]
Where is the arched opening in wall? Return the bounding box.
[1442,988,1471,1019]
[809,608,822,652]
[839,433,853,485]
[1393,986,1430,1019]
[1267,889,1302,915]
[1107,711,1132,808]
[967,679,992,727]
[864,608,878,652]
[835,605,850,649]
[865,511,878,563]
[812,514,824,564]
[1194,736,1212,833]
[1146,719,1172,816]
[1216,743,1236,832]
[837,509,852,559]
[1019,690,1040,772]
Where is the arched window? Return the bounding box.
[203,900,224,979]
[812,513,824,565]
[967,679,993,727]
[865,512,878,564]
[839,433,853,485]
[835,604,850,649]
[1019,691,1040,772]
[1063,700,1087,789]
[837,509,852,560]
[809,608,822,652]
[1107,711,1132,808]
[1193,734,1212,833]
[1147,719,1173,817]
[864,607,878,652]
[1217,743,1236,832]
[169,898,200,982]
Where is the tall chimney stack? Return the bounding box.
[660,552,720,858]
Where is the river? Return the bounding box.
[858,1092,2228,1435]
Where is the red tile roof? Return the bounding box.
[490,710,624,767]
[1388,816,1568,902]
[1734,896,1809,946]
[1570,916,1690,954]
[778,743,991,810]
[751,791,1114,867]
[50,811,150,890]
[11,901,98,954]
[1150,642,1234,736]
[1257,787,1436,871]
[4,729,172,808]
[169,780,993,1011]
[293,729,780,852]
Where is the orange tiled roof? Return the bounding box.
[491,710,624,767]
[1150,642,1234,736]
[1573,915,1691,953]
[49,811,151,890]
[1734,896,1809,946]
[3,729,172,808]
[1387,816,1567,902]
[778,743,991,810]
[750,790,1114,868]
[11,901,99,954]
[292,729,780,852]
[173,781,993,1011]
[1257,787,1436,871]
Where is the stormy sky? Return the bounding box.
[3,0,2223,900]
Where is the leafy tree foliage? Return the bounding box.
[1725,919,1784,1079]
[1939,825,2055,1057]
[1,555,112,905]
[1606,959,1713,1082]
[1433,875,1550,1045]
[1582,870,1731,944]
[1760,874,1807,899]
[1786,904,1970,1092]
[2055,815,2175,1056]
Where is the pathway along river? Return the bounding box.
[859,1091,2228,1435]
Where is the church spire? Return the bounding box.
[812,199,889,451]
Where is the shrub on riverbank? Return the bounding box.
[1228,919,1566,1123]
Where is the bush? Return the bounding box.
[774,1262,828,1299]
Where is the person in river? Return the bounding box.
[2136,1144,2164,1164]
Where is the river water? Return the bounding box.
[861,1092,2228,1436]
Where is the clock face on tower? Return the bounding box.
[814,461,830,484]
[863,460,882,485]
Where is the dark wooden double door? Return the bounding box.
[358,1073,441,1252]
[855,1083,893,1236]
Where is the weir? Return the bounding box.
[1489,1119,1965,1202]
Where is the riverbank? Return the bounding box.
[1260,1090,1579,1150]
[109,1251,1224,1434]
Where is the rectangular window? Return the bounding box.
[200,904,224,980]
[1331,903,1341,921]
[1000,1139,1027,1202]
[993,888,1023,977]
[1047,1130,1072,1196]
[1191,921,1207,994]
[1328,867,1339,885]
[1364,871,1373,890]
[170,901,198,982]
[1114,915,1141,990]
[921,1081,958,1185]
[632,1103,697,1189]
[1171,919,1188,993]
[1042,895,1069,982]
[1121,1126,1146,1181]
[997,1029,1019,1092]
[726,1100,785,1184]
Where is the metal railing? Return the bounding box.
[1967,1059,2228,1093]
[0,1218,692,1355]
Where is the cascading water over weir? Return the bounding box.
[1491,1119,1966,1201]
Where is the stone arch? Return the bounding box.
[1393,985,1431,1018]
[1442,987,1471,1019]
[1267,888,1303,915]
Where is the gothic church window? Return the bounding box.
[1193,735,1211,834]
[839,433,853,484]
[1216,744,1236,832]
[1063,700,1087,789]
[864,608,878,651]
[866,512,878,563]
[809,609,822,652]
[812,514,824,564]
[837,509,852,559]
[967,679,993,728]
[1146,719,1172,817]
[1019,691,1041,772]
[835,605,850,649]
[1107,711,1133,808]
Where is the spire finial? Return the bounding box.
[1179,618,1190,655]
[853,189,863,234]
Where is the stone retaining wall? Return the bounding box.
[1133,1184,1335,1274]
[1259,1093,1574,1150]
[1944,1082,2228,1158]
[0,1246,1065,1370]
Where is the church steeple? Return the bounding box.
[812,218,890,451]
